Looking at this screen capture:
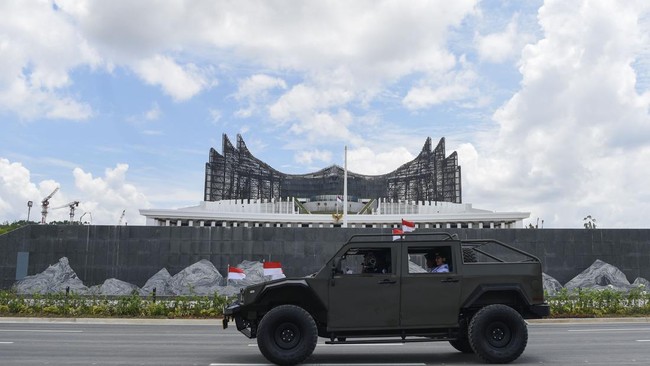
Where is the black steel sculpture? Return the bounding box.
[204,134,461,203]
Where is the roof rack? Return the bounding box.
[347,232,458,243]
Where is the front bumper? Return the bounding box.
[222,303,255,338]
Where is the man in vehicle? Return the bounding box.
[425,252,449,273]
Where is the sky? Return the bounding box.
[1,0,650,228]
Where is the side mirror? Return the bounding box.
[331,257,342,276]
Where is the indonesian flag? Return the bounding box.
[392,228,404,241]
[227,266,246,280]
[402,219,416,232]
[263,261,286,280]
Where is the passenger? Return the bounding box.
[362,251,390,274]
[425,252,449,273]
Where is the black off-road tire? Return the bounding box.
[468,304,528,363]
[257,305,318,365]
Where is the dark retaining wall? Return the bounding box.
[1,225,649,289]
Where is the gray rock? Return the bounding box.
[89,278,139,296]
[227,260,267,288]
[632,277,650,288]
[168,260,224,296]
[564,259,633,291]
[13,257,89,295]
[139,268,173,296]
[216,285,242,297]
[543,273,563,296]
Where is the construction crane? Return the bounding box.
[118,210,126,225]
[79,212,92,225]
[40,187,60,224]
[50,201,80,223]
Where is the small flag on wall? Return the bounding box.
[227,266,246,280]
[263,261,286,280]
[402,219,416,232]
[392,228,404,241]
[336,195,343,203]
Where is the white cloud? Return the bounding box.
[348,146,415,175]
[236,74,287,100]
[235,74,286,118]
[476,17,534,63]
[132,55,216,102]
[402,58,478,110]
[0,1,98,120]
[0,158,41,222]
[0,157,149,225]
[208,108,222,124]
[72,164,150,225]
[463,0,650,228]
[145,102,161,121]
[295,149,332,165]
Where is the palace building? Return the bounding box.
[139,134,528,228]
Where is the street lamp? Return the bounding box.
[27,201,33,222]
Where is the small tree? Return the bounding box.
[583,215,597,229]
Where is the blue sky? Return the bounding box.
[2,0,650,228]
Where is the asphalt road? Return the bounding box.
[1,318,649,365]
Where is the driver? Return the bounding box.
[362,251,389,274]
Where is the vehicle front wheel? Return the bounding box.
[257,305,318,365]
[468,304,528,363]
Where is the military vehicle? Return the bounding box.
[223,232,549,365]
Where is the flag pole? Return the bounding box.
[343,145,348,228]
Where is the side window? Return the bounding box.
[339,247,392,275]
[407,246,452,274]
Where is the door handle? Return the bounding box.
[441,278,459,283]
[378,279,396,285]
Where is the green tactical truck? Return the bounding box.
[223,232,549,365]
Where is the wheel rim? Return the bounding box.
[274,322,301,350]
[485,321,512,348]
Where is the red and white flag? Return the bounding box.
[402,219,416,232]
[392,228,404,241]
[263,261,286,280]
[336,195,343,203]
[227,266,246,280]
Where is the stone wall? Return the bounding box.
[1,225,649,289]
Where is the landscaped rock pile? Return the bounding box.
[14,257,90,295]
[14,257,650,297]
[564,259,635,291]
[13,257,277,296]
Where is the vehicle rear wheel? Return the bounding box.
[468,304,528,363]
[257,305,318,365]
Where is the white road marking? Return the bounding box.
[210,364,425,366]
[0,329,83,333]
[0,341,15,344]
[246,343,405,347]
[636,340,650,342]
[568,328,650,332]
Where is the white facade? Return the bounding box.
[139,199,529,229]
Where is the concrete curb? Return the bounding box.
[0,317,219,325]
[528,317,650,324]
[2,316,650,325]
